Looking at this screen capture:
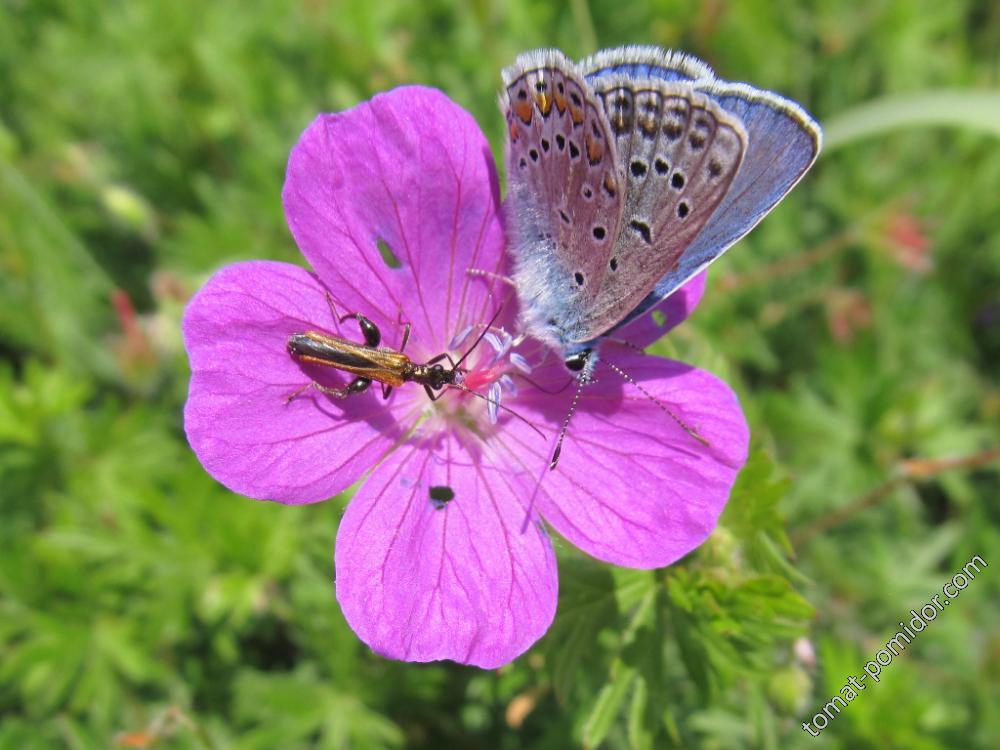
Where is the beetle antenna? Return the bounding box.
[453,306,504,371]
[446,382,543,438]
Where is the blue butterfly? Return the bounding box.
[501,46,821,374]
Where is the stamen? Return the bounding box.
[486,381,502,424]
[483,332,504,356]
[448,324,474,350]
[486,330,513,365]
[509,352,533,373]
[499,374,517,395]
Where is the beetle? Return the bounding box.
[285,302,540,433]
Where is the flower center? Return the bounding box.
[413,324,533,436]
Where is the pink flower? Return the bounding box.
[183,87,749,668]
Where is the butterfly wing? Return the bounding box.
[501,50,625,348]
[583,45,712,83]
[580,47,822,332]
[572,76,747,341]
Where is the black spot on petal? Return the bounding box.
[429,485,455,509]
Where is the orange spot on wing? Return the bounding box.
[534,91,551,115]
[514,99,533,125]
[585,134,604,164]
[553,88,567,113]
[603,172,618,197]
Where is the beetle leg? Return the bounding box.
[399,322,411,353]
[285,377,371,404]
[381,384,393,400]
[345,377,371,394]
[324,292,340,329]
[340,313,381,347]
[427,352,458,368]
[286,381,348,403]
[424,384,444,402]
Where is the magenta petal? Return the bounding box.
[507,350,748,568]
[614,271,708,348]
[335,434,558,668]
[183,261,404,504]
[282,86,507,356]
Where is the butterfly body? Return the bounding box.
[501,47,821,368]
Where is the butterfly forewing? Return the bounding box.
[502,51,625,344]
[576,78,746,341]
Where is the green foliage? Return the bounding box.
[1,0,997,748]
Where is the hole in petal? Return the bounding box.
[652,310,666,326]
[377,237,402,269]
[429,485,455,509]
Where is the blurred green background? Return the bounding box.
[1,1,998,748]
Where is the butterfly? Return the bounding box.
[501,46,822,374]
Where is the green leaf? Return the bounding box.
[583,660,637,749]
[823,90,1000,151]
[0,159,114,376]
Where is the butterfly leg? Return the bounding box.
[466,268,516,287]
[339,313,381,347]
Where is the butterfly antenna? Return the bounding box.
[549,372,588,470]
[446,382,544,438]
[453,306,504,371]
[601,359,710,447]
[518,372,586,533]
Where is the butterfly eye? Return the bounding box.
[564,350,591,372]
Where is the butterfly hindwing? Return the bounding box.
[575,77,746,340]
[579,47,821,333]
[502,50,624,345]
